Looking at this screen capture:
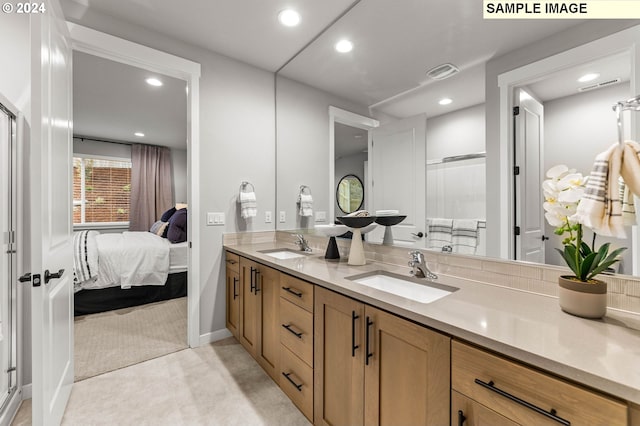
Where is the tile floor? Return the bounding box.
[12,338,310,425]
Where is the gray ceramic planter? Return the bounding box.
[558,275,607,319]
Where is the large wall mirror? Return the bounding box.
[275,1,640,277]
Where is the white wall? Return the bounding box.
[426,104,485,160]
[485,20,639,258]
[543,82,633,272]
[276,76,370,229]
[62,8,276,346]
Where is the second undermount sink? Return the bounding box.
[259,248,310,260]
[346,271,458,304]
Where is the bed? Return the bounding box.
[73,231,188,316]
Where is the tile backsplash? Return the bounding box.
[224,230,640,315]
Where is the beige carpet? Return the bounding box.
[74,297,188,381]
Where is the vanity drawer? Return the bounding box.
[225,252,240,273]
[452,341,628,426]
[280,345,313,421]
[280,298,313,366]
[280,274,314,312]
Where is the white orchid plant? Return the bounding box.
[543,165,625,282]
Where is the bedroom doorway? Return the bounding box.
[66,25,201,381]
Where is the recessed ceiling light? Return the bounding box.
[438,98,453,106]
[134,132,145,137]
[335,39,353,53]
[146,77,163,87]
[278,9,300,27]
[578,73,600,83]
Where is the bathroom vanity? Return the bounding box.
[224,239,639,425]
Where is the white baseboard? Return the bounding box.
[20,384,31,400]
[198,328,232,346]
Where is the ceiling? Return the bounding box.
[64,0,631,141]
[73,51,187,149]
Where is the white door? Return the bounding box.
[514,89,545,263]
[369,114,427,247]
[30,2,74,424]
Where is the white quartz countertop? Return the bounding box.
[224,242,640,405]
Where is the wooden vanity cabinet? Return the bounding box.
[314,286,450,426]
[237,257,280,380]
[225,252,240,338]
[452,341,628,426]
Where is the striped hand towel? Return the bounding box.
[427,218,453,250]
[452,219,479,255]
[239,191,257,219]
[575,143,625,238]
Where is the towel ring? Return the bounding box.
[239,181,255,194]
[299,185,312,196]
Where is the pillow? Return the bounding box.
[160,207,177,222]
[150,220,164,234]
[167,208,187,243]
[175,203,188,210]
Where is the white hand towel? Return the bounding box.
[620,141,640,225]
[575,143,625,238]
[452,219,479,255]
[239,191,257,219]
[427,218,453,250]
[298,193,313,217]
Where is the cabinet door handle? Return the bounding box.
[365,316,374,365]
[281,323,303,339]
[254,270,260,294]
[458,410,466,426]
[282,372,303,391]
[351,311,359,357]
[249,267,256,293]
[474,379,570,426]
[282,286,303,298]
[232,277,238,299]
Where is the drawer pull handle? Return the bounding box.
[458,410,466,426]
[474,379,570,426]
[282,286,303,298]
[351,311,359,357]
[232,277,238,299]
[365,316,374,365]
[282,323,303,339]
[282,372,303,391]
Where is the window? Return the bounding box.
[73,156,132,225]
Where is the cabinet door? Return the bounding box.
[452,390,519,426]
[239,258,257,356]
[256,265,280,380]
[314,286,365,426]
[225,266,240,338]
[364,305,450,426]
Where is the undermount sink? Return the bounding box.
[259,248,310,260]
[346,271,458,304]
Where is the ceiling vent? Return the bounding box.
[578,77,621,92]
[426,63,459,80]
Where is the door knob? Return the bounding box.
[44,268,65,284]
[541,235,549,241]
[18,273,31,283]
[411,232,424,238]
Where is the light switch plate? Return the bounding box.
[207,212,225,226]
[315,211,326,222]
[279,211,286,223]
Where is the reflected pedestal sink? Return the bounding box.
[336,216,377,266]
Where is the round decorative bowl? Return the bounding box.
[374,215,407,227]
[337,216,377,228]
[315,224,348,237]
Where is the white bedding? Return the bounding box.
[169,241,188,272]
[79,232,171,291]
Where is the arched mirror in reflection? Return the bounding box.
[336,174,364,214]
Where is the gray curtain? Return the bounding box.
[129,144,173,231]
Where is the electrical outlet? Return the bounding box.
[315,211,327,222]
[265,211,272,223]
[279,211,286,223]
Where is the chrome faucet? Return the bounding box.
[408,250,438,280]
[293,234,312,252]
